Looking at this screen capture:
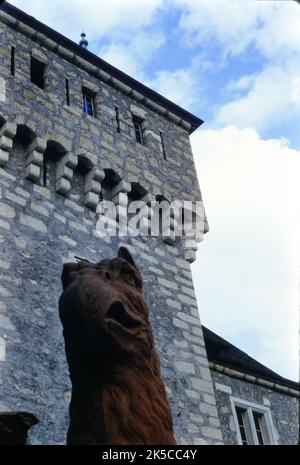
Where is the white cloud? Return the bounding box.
[98,30,166,81]
[216,59,300,130]
[175,1,300,132]
[177,0,300,59]
[190,125,300,380]
[251,1,300,60]
[9,0,165,42]
[177,0,259,56]
[147,67,201,110]
[226,73,258,92]
[98,43,143,79]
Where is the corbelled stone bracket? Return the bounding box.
[111,180,131,224]
[25,137,47,183]
[56,153,78,195]
[183,234,200,263]
[0,122,17,166]
[182,203,205,263]
[84,167,105,209]
[162,202,180,246]
[139,192,155,236]
[111,180,131,200]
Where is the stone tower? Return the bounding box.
[0,2,223,444]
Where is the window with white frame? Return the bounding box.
[230,397,277,445]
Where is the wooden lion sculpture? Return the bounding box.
[59,247,176,445]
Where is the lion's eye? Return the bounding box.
[126,274,136,286]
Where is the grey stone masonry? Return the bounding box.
[0,3,222,445]
[210,368,299,445]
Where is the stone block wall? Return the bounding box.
[210,369,299,445]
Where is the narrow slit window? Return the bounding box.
[115,106,121,133]
[132,116,143,144]
[30,57,45,89]
[43,156,47,187]
[160,131,167,160]
[82,87,96,117]
[11,47,15,76]
[65,79,70,106]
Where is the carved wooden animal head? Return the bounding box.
[59,247,154,368]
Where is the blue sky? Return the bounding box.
[9,0,300,380]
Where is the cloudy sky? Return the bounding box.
[8,0,300,380]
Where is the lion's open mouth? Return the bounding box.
[106,301,141,330]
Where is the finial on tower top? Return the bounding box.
[79,31,88,49]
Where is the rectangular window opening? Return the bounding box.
[11,46,15,76]
[65,79,70,106]
[253,412,265,445]
[30,56,45,89]
[82,87,96,117]
[115,106,121,133]
[160,131,167,160]
[43,158,47,187]
[232,398,276,446]
[236,407,249,445]
[132,115,144,144]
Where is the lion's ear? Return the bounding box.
[118,247,138,269]
[118,247,143,289]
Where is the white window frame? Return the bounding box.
[230,396,277,445]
